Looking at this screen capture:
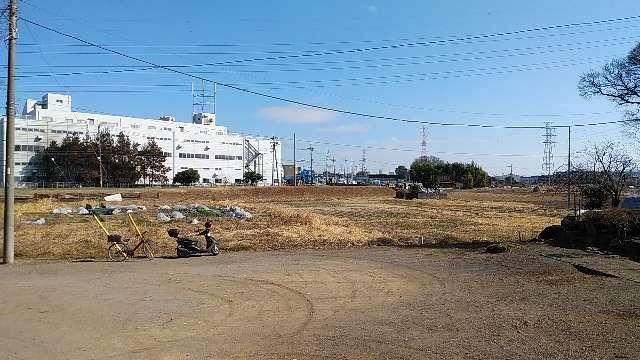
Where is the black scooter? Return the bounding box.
[168,228,220,258]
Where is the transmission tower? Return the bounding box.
[420,126,428,158]
[542,122,557,185]
[360,149,367,175]
[192,80,216,114]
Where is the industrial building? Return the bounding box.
[0,93,282,186]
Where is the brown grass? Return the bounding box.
[0,186,567,259]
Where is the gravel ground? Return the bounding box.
[1,243,639,359]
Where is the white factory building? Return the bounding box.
[0,93,282,187]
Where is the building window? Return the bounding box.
[148,126,156,130]
[77,119,87,124]
[163,152,172,158]
[214,154,241,161]
[56,99,63,104]
[16,145,45,152]
[42,116,53,122]
[131,124,140,129]
[179,152,209,159]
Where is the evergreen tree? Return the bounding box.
[139,139,170,185]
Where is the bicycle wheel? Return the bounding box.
[142,241,154,260]
[108,243,127,262]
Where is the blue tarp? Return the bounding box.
[620,195,640,209]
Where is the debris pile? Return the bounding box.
[21,218,46,225]
[221,206,252,219]
[155,204,252,222]
[52,204,147,216]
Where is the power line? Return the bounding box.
[18,17,633,130]
[14,21,640,49]
[11,54,614,86]
[11,35,638,77]
[19,14,640,68]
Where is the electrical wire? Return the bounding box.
[11,36,637,79]
[17,16,633,131]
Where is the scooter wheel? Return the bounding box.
[210,245,220,256]
[177,248,190,258]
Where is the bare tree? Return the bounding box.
[587,142,635,207]
[579,43,640,111]
[578,43,640,145]
[554,142,635,207]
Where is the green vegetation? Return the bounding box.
[173,168,200,186]
[243,170,264,186]
[40,132,169,186]
[410,156,490,189]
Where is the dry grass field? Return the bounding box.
[1,186,568,259]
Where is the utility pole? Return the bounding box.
[509,164,513,188]
[3,0,17,264]
[344,158,348,184]
[307,146,314,185]
[360,149,367,177]
[331,156,336,184]
[270,136,278,186]
[98,124,103,188]
[567,126,572,208]
[293,133,296,186]
[324,150,329,185]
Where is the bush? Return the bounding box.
[173,168,200,185]
[582,185,607,209]
[243,170,264,186]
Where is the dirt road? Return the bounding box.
[2,245,639,359]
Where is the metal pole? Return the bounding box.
[98,124,103,188]
[509,164,513,188]
[3,0,17,264]
[567,126,572,208]
[293,133,296,186]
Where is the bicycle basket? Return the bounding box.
[107,234,122,243]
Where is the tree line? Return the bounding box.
[40,132,170,186]
[402,156,490,189]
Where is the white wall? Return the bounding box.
[1,93,283,186]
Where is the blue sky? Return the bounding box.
[5,0,640,175]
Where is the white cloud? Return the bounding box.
[257,105,336,124]
[318,122,369,133]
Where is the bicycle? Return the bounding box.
[94,213,155,262]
